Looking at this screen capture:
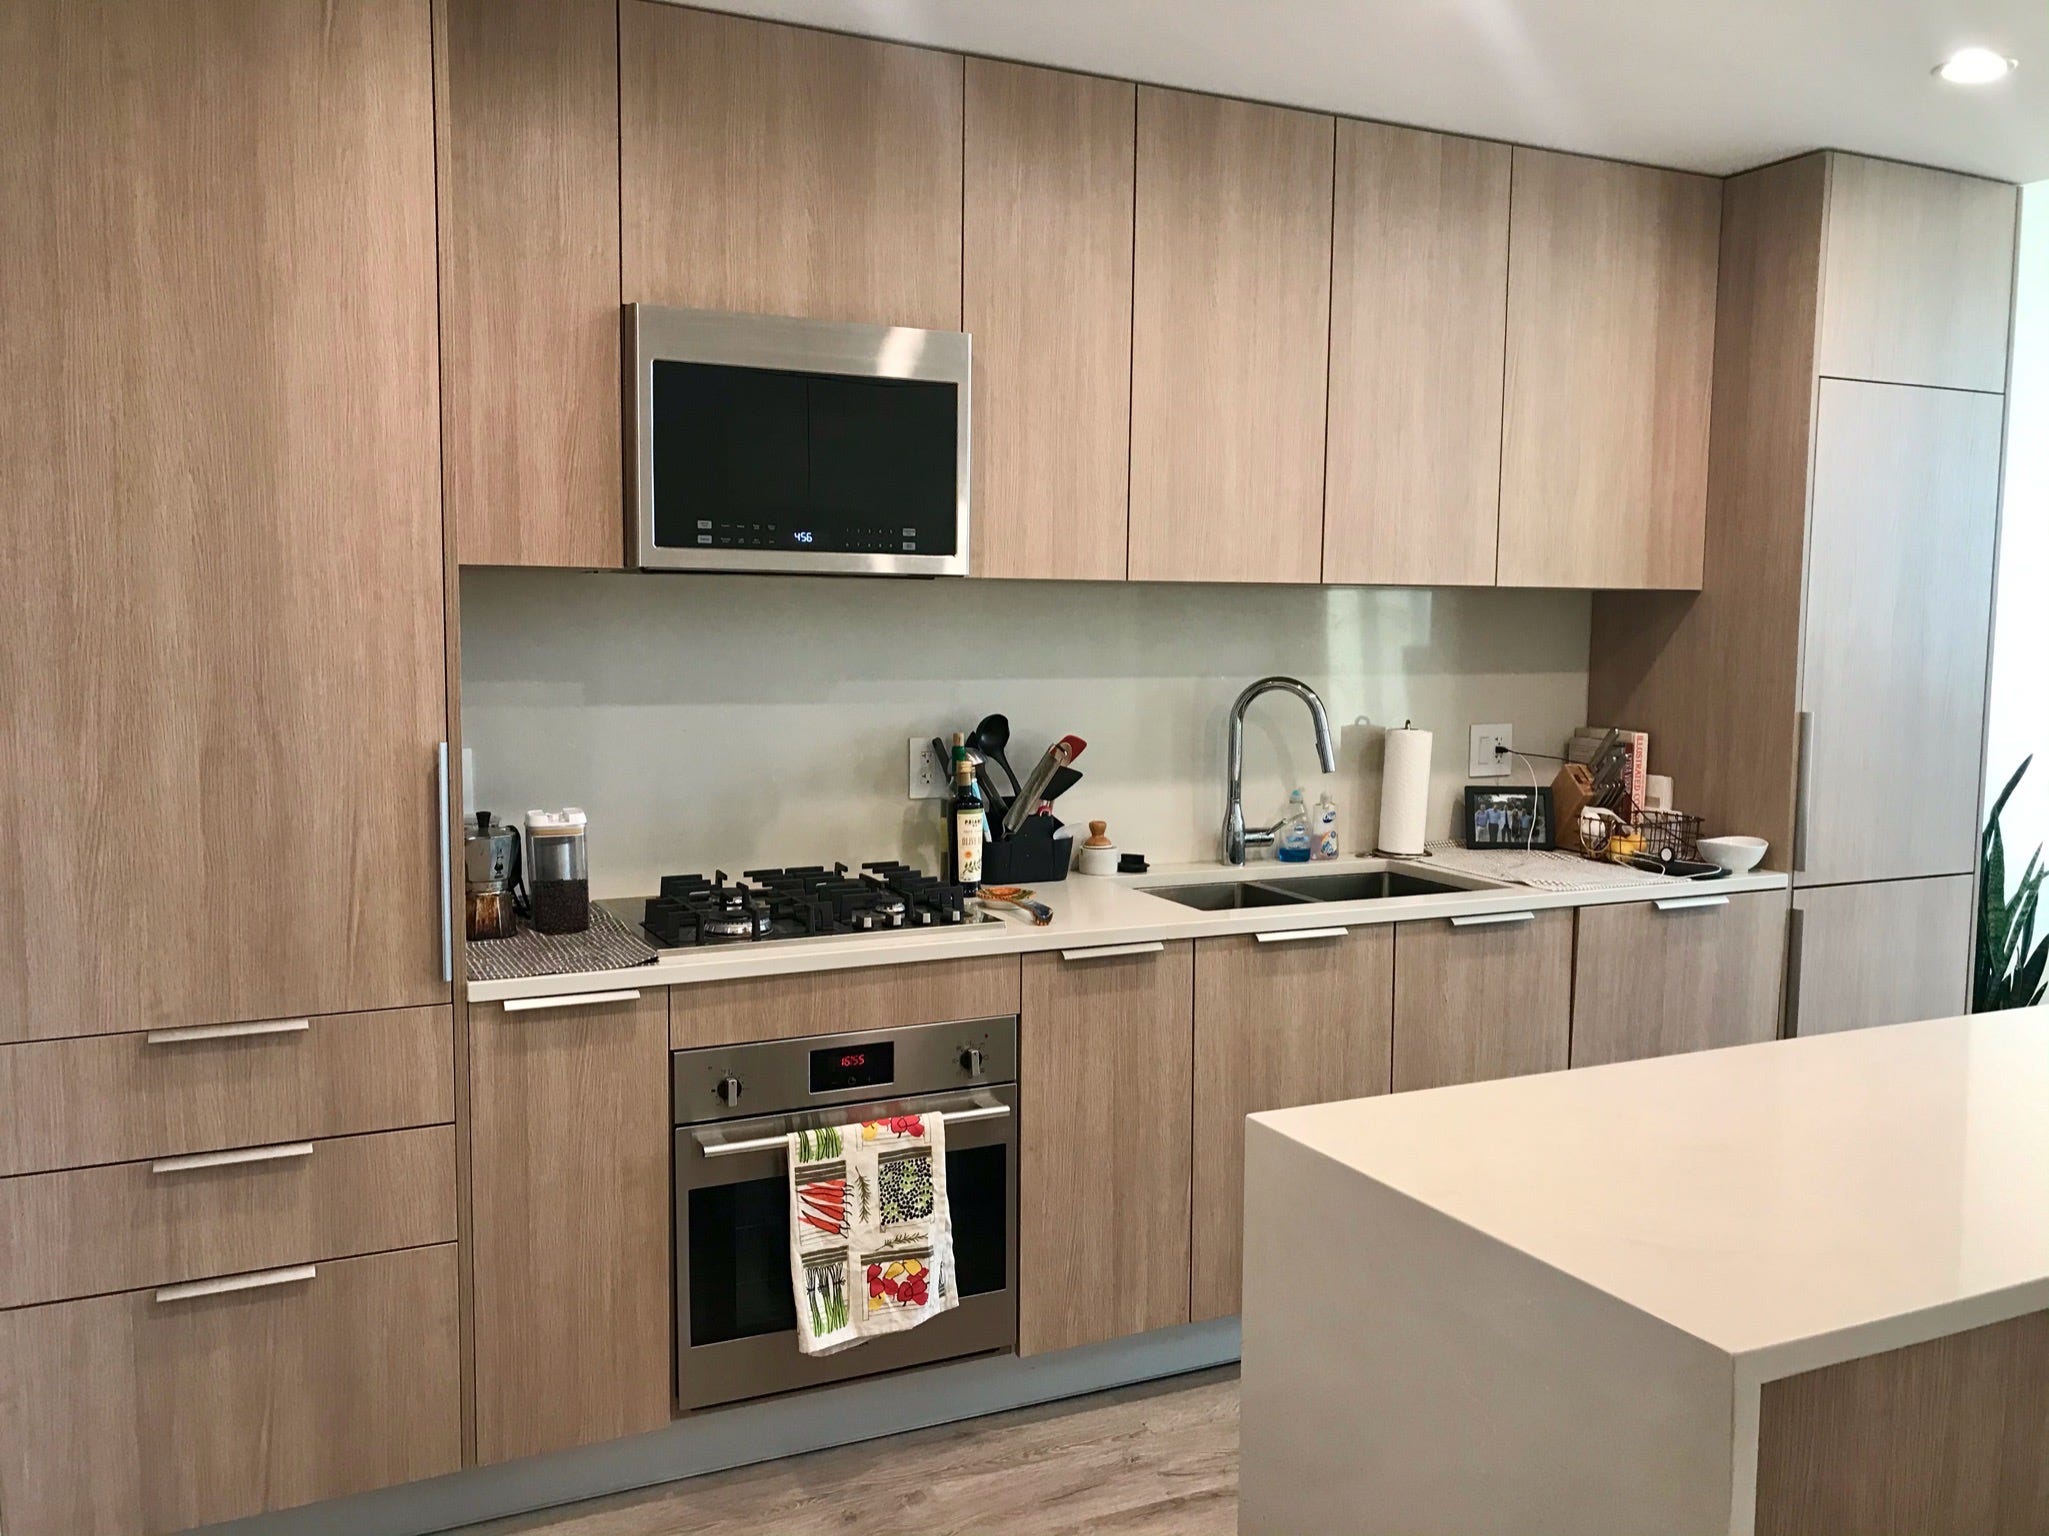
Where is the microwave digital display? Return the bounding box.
[809,1040,896,1096]
[650,360,958,558]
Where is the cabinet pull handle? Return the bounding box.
[1654,895,1730,912]
[1782,907,1805,1040]
[1793,711,1812,873]
[155,1264,316,1304]
[146,1017,310,1046]
[1255,927,1350,944]
[1059,942,1166,962]
[437,741,453,985]
[1449,912,1535,928]
[501,988,644,1013]
[151,1142,313,1176]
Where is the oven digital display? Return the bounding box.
[810,1040,895,1095]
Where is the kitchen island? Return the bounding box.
[1241,1008,2049,1536]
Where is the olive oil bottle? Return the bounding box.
[945,732,986,886]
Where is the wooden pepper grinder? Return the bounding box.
[1077,820,1119,875]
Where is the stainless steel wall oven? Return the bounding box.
[671,1016,1017,1410]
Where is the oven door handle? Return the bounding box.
[695,1101,1011,1160]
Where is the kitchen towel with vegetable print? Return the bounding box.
[789,1112,956,1355]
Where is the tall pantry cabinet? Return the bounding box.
[1591,152,2017,1037]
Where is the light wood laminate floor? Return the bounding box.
[458,1368,1239,1535]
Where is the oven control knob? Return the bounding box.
[714,1075,743,1107]
[959,1047,984,1077]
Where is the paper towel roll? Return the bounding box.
[1376,727,1432,856]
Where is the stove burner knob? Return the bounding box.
[714,1075,743,1108]
[959,1047,984,1077]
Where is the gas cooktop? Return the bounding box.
[603,862,993,951]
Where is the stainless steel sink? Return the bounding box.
[1146,869,1472,910]
[1257,871,1472,902]
[1146,881,1316,911]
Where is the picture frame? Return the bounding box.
[1462,784,1554,849]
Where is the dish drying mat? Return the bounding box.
[1420,841,1678,892]
[466,902,657,983]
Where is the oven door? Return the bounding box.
[674,1085,1018,1412]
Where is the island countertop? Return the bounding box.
[1241,1008,2049,1535]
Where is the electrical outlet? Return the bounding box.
[1469,724,1513,777]
[909,737,948,800]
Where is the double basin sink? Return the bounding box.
[1147,870,1470,911]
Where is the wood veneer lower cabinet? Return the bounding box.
[0,1245,461,1536]
[1754,1309,2049,1535]
[1019,943,1193,1355]
[671,955,1022,1049]
[1191,928,1392,1321]
[1789,876,1974,1037]
[1569,893,1787,1067]
[1391,911,1572,1092]
[469,991,674,1463]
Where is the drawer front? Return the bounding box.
[0,1126,456,1309]
[0,1005,453,1177]
[1392,909,1573,1092]
[0,1244,461,1536]
[1570,891,1787,1066]
[671,955,1023,1048]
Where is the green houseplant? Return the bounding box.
[1977,755,2048,1012]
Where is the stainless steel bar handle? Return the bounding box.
[146,1017,310,1046]
[1449,912,1535,928]
[501,989,644,1014]
[1255,927,1350,943]
[155,1264,316,1304]
[1793,711,1813,873]
[1654,895,1731,912]
[151,1142,313,1176]
[698,1103,1012,1160]
[438,741,453,984]
[1782,906,1805,1040]
[1059,942,1166,961]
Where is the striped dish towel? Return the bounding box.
[789,1112,958,1357]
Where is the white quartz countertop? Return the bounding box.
[1253,1008,2049,1380]
[466,856,1789,1003]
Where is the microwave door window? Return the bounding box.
[806,376,958,557]
[650,361,808,551]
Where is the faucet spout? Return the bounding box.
[1222,676,1339,864]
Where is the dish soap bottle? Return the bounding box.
[1311,791,1340,861]
[1276,789,1313,862]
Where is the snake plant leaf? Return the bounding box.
[1977,756,2048,1013]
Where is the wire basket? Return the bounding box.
[1577,804,1702,863]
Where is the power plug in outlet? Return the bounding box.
[908,737,949,800]
[1469,724,1513,777]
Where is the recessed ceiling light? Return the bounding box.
[1935,47,2017,85]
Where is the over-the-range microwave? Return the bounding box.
[628,303,971,577]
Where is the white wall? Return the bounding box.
[460,569,1591,896]
[1987,180,2049,889]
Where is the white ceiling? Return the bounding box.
[680,0,2049,182]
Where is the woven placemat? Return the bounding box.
[466,902,657,983]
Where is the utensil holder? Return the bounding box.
[980,816,1069,884]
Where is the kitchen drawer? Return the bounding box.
[0,1243,461,1536]
[0,1005,452,1177]
[1392,909,1573,1092]
[671,956,1023,1048]
[0,1126,455,1310]
[1570,891,1786,1066]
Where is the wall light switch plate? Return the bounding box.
[909,737,948,800]
[1470,724,1513,777]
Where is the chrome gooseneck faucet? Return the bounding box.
[1222,676,1338,864]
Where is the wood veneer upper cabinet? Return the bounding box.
[1819,156,2019,393]
[621,4,963,331]
[964,60,1135,581]
[1569,894,1786,1067]
[1798,380,2002,886]
[1498,149,1720,589]
[1391,911,1572,1092]
[0,0,447,1041]
[436,0,623,568]
[1020,943,1193,1355]
[469,992,673,1462]
[1323,123,1511,586]
[1128,87,1334,583]
[1192,928,1392,1321]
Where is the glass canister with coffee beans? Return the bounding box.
[524,808,591,935]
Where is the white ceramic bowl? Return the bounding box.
[1698,835,1768,874]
